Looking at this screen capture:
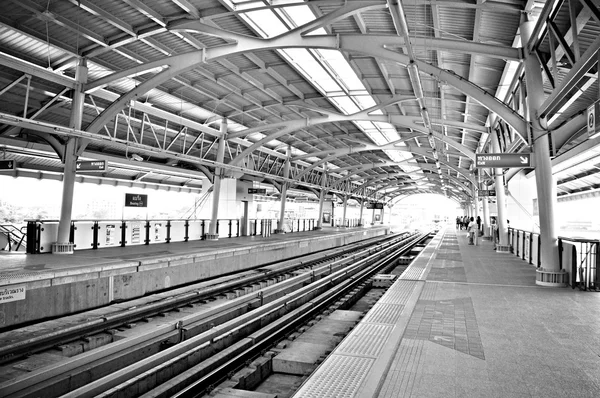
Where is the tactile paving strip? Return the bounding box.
[379,280,417,304]
[336,323,393,357]
[361,302,404,324]
[293,354,374,398]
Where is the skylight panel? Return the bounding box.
[330,96,361,115]
[281,49,341,93]
[316,50,365,91]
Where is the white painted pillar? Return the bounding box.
[491,132,509,248]
[275,146,291,234]
[341,195,348,227]
[521,19,561,281]
[207,119,227,240]
[53,59,87,254]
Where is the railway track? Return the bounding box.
[0,230,430,398]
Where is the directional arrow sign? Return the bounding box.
[0,160,15,170]
[475,153,532,168]
[76,160,106,172]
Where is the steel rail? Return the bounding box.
[63,232,429,398]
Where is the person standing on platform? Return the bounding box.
[491,218,499,250]
[476,215,482,235]
[456,216,461,229]
[463,215,469,230]
[467,217,477,245]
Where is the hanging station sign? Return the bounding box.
[125,193,148,207]
[248,188,267,194]
[479,190,497,197]
[0,160,15,170]
[475,153,531,168]
[76,160,106,172]
[587,101,600,139]
[366,202,384,209]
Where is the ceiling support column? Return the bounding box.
[274,145,291,234]
[341,195,348,228]
[491,132,509,252]
[480,171,491,239]
[53,59,87,255]
[358,196,365,227]
[521,19,565,287]
[206,119,227,240]
[315,164,327,230]
[472,179,480,245]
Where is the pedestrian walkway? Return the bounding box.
[294,228,600,398]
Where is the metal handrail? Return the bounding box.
[0,224,27,251]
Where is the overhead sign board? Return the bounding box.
[0,160,15,170]
[248,188,267,194]
[587,102,600,139]
[479,189,496,197]
[76,160,106,172]
[125,193,148,207]
[366,202,384,209]
[475,153,531,168]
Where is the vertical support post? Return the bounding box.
[491,132,509,251]
[481,171,490,238]
[275,146,291,234]
[521,18,564,286]
[206,119,227,240]
[358,198,365,226]
[341,195,348,227]
[53,59,87,254]
[380,205,385,225]
[315,164,327,230]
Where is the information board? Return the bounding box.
[0,160,15,170]
[125,193,148,207]
[248,188,267,194]
[76,160,106,172]
[475,153,531,168]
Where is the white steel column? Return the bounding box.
[480,171,490,238]
[315,164,327,230]
[491,132,509,250]
[53,59,87,254]
[358,198,365,226]
[275,146,291,234]
[341,195,348,227]
[206,119,227,240]
[521,19,563,286]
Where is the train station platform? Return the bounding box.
[0,225,390,329]
[294,228,600,398]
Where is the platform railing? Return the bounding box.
[0,224,27,252]
[558,236,599,291]
[25,218,278,254]
[509,227,599,290]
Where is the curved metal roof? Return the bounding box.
[0,0,598,205]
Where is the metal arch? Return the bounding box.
[85,52,206,135]
[228,111,476,167]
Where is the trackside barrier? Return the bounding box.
[27,218,279,253]
[509,228,599,291]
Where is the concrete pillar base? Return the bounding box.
[495,244,511,253]
[204,234,219,241]
[313,227,323,231]
[357,223,363,227]
[52,242,74,254]
[535,269,568,287]
[273,229,286,234]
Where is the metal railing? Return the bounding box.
[25,218,278,254]
[0,224,27,252]
[509,227,599,291]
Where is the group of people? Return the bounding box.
[455,215,508,248]
[456,215,481,232]
[456,215,482,245]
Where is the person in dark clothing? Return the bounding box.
[476,216,481,234]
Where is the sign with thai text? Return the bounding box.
[475,153,531,168]
[76,160,106,172]
[248,188,267,194]
[0,285,26,303]
[479,190,497,197]
[125,193,148,207]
